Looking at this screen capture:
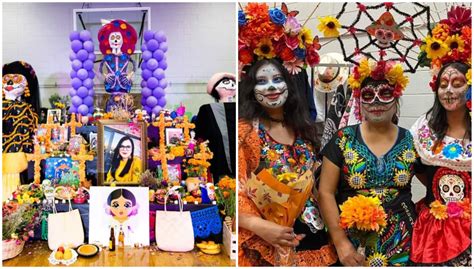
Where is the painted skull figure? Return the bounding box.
[108,32,123,55]
[215,78,236,102]
[374,28,395,48]
[366,12,404,49]
[439,174,465,203]
[254,63,289,108]
[437,66,468,112]
[2,74,27,101]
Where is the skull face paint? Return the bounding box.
[215,78,236,102]
[360,83,397,123]
[2,74,27,101]
[109,32,123,54]
[438,66,468,112]
[254,63,288,108]
[439,174,465,203]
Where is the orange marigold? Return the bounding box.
[429,200,448,220]
[339,195,387,232]
[432,23,450,41]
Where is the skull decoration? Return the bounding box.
[301,204,324,233]
[366,12,404,49]
[439,174,465,203]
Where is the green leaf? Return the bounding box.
[365,233,378,249]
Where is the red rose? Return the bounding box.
[239,48,254,65]
[285,35,300,50]
[306,46,320,67]
[279,46,295,62]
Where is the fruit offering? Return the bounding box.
[196,241,221,255]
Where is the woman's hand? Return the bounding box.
[335,239,365,266]
[253,219,300,248]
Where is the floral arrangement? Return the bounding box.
[419,5,471,90]
[238,2,321,75]
[339,195,387,252]
[429,199,471,220]
[215,176,236,218]
[183,157,211,177]
[49,94,70,110]
[2,202,42,242]
[347,57,409,98]
[11,184,44,205]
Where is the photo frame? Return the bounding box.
[97,120,147,186]
[165,128,183,145]
[47,109,61,124]
[89,133,98,151]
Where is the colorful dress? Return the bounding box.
[238,120,337,266]
[410,115,471,266]
[321,124,417,266]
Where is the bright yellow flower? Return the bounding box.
[298,27,313,46]
[358,58,376,79]
[339,195,387,232]
[444,34,465,52]
[347,172,366,189]
[254,38,276,59]
[267,150,278,162]
[317,16,341,38]
[394,170,410,187]
[277,172,298,183]
[402,149,416,163]
[343,148,359,165]
[466,69,471,85]
[429,200,448,220]
[386,64,409,90]
[422,36,449,60]
[347,76,361,91]
[367,252,388,267]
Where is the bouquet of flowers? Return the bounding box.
[2,201,42,242]
[238,2,321,75]
[11,184,44,205]
[339,195,387,256]
[215,176,236,219]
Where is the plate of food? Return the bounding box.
[48,247,78,265]
[76,244,99,257]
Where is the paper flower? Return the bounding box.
[317,16,341,38]
[284,16,302,36]
[269,8,287,25]
[431,23,450,41]
[441,5,472,33]
[429,200,448,220]
[339,195,387,232]
[238,10,247,26]
[254,38,276,59]
[422,36,449,60]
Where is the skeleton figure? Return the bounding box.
[439,174,465,203]
[366,12,404,48]
[300,201,324,233]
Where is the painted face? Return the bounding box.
[360,83,397,123]
[2,74,27,100]
[119,139,132,159]
[438,66,468,111]
[215,78,236,102]
[110,195,133,223]
[254,63,288,108]
[109,32,123,52]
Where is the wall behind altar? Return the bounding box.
[2,2,236,115]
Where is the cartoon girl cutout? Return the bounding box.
[104,188,139,246]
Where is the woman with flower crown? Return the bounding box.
[238,3,337,266]
[319,58,418,266]
[409,5,471,266]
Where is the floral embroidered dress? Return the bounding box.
[322,124,417,266]
[238,120,337,266]
[409,115,471,266]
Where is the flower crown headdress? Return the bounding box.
[347,57,409,98]
[238,2,321,76]
[418,5,471,91]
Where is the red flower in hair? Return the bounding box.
[371,61,386,81]
[440,6,471,33]
[306,45,320,67]
[239,48,254,65]
[279,46,296,62]
[429,75,437,92]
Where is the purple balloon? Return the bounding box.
[83,78,93,89]
[83,41,94,52]
[70,70,77,79]
[141,63,147,71]
[146,96,158,107]
[88,71,95,79]
[79,30,91,42]
[140,80,147,88]
[77,104,89,116]
[159,42,168,52]
[158,79,168,89]
[69,88,77,96]
[69,31,80,41]
[142,69,152,80]
[77,50,88,61]
[88,53,96,61]
[158,97,166,107]
[71,40,83,53]
[89,107,94,114]
[159,61,168,70]
[72,96,83,106]
[142,50,152,61]
[83,96,94,106]
[69,105,77,114]
[147,59,159,71]
[153,87,165,98]
[69,52,77,61]
[155,31,167,42]
[152,50,164,61]
[71,78,82,89]
[77,86,89,98]
[88,89,94,96]
[72,60,82,71]
[153,68,165,80]
[141,98,147,107]
[144,30,155,42]
[143,105,151,114]
[147,77,159,89]
[83,60,94,71]
[152,106,162,116]
[77,69,88,80]
[142,87,152,97]
[141,44,148,52]
[147,39,159,52]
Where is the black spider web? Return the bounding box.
[335,2,432,73]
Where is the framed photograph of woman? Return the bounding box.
[97,120,147,186]
[47,108,61,124]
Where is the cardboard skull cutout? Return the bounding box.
[366,12,404,48]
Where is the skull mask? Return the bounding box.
[109,32,123,54]
[439,174,465,203]
[375,28,394,48]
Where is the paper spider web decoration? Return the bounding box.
[334,2,431,73]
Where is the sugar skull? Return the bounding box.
[366,12,404,48]
[439,174,465,203]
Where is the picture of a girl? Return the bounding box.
[106,136,142,183]
[104,188,139,246]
